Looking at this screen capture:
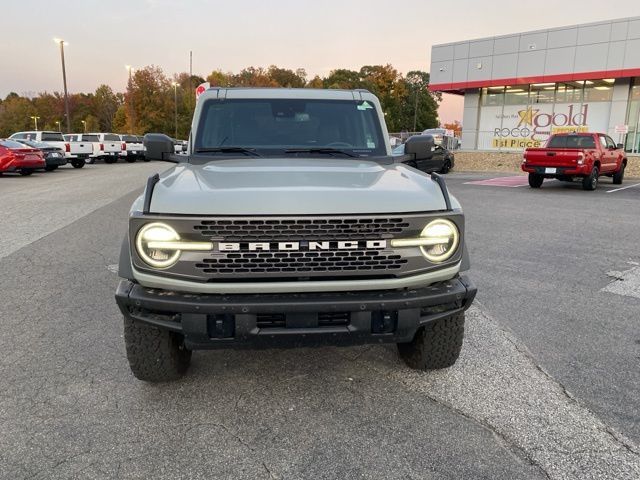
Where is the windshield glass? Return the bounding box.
[194,98,386,157]
[547,135,595,149]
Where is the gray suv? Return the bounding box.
[115,88,476,382]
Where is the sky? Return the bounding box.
[1,0,639,124]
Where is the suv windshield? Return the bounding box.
[547,135,595,149]
[194,98,386,157]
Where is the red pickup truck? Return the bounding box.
[522,133,627,190]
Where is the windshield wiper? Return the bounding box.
[194,147,261,157]
[284,148,357,158]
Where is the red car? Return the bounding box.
[0,139,46,176]
[522,133,627,191]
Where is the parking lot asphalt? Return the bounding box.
[1,165,639,479]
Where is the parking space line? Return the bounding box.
[464,176,531,187]
[606,182,640,193]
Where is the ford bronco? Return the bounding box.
[115,88,476,382]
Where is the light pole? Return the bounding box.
[81,120,86,133]
[172,82,178,139]
[55,120,61,131]
[30,116,40,130]
[54,38,71,133]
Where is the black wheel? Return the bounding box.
[71,160,85,169]
[397,312,465,370]
[124,316,192,382]
[582,166,599,191]
[528,173,544,188]
[440,159,451,174]
[19,169,34,176]
[613,163,625,185]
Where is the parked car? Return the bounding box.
[10,131,91,168]
[173,139,188,155]
[13,139,67,171]
[65,134,101,164]
[119,135,144,162]
[87,133,122,163]
[393,135,455,174]
[0,139,46,176]
[522,132,627,190]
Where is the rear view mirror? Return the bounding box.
[404,134,435,161]
[144,134,180,162]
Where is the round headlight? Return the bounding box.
[135,222,181,268]
[419,219,460,263]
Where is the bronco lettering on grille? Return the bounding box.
[218,240,387,252]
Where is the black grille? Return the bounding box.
[256,312,350,329]
[194,217,411,241]
[194,250,408,275]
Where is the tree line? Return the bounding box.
[0,64,442,139]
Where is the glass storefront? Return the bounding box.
[625,78,640,154]
[477,80,614,151]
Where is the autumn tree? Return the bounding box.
[0,93,37,136]
[125,65,174,135]
[93,85,120,131]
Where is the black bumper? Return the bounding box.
[115,276,477,349]
[45,155,67,167]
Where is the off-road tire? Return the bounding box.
[528,173,544,188]
[582,166,599,191]
[123,316,192,382]
[397,312,465,370]
[71,160,85,168]
[613,163,625,185]
[440,159,451,174]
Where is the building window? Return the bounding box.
[481,87,504,106]
[583,80,614,102]
[625,78,640,153]
[556,82,583,103]
[504,85,529,105]
[530,83,555,104]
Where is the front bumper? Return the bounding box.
[115,276,477,349]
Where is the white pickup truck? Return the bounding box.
[10,131,92,168]
[119,135,144,162]
[89,133,123,163]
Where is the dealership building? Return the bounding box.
[428,16,640,153]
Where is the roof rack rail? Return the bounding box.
[430,172,452,211]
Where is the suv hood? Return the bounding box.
[146,158,455,215]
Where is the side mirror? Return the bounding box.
[181,142,187,153]
[404,134,435,160]
[143,133,180,162]
[616,143,623,149]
